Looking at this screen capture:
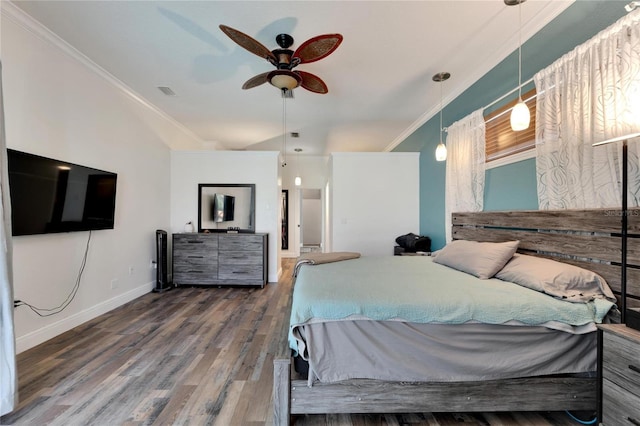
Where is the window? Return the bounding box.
[484,87,536,163]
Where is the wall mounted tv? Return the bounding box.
[7,149,118,236]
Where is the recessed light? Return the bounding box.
[157,86,176,96]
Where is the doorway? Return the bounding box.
[299,188,323,254]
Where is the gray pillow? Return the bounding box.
[431,240,519,279]
[495,253,616,303]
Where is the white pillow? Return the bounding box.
[495,254,616,303]
[432,240,519,279]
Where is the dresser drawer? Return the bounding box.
[219,234,264,251]
[173,253,217,265]
[173,258,218,272]
[602,331,640,397]
[602,379,640,425]
[173,270,218,285]
[218,264,263,281]
[219,251,263,265]
[173,234,219,252]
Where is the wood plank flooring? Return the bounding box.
[1,259,593,425]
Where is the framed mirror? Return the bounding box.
[198,184,255,233]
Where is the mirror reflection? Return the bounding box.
[198,184,255,232]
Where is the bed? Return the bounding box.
[272,208,640,425]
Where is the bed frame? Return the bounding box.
[273,208,640,425]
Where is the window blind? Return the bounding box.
[484,87,536,162]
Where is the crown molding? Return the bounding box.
[1,1,204,148]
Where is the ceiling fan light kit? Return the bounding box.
[219,25,342,95]
[269,70,301,91]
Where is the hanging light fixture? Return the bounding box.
[294,148,302,186]
[507,0,530,131]
[433,72,450,162]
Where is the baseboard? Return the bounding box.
[16,281,154,354]
[280,251,297,259]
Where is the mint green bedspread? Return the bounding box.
[289,256,615,351]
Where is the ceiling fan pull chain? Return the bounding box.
[282,94,287,167]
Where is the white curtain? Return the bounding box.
[0,60,17,416]
[445,109,486,242]
[535,10,640,209]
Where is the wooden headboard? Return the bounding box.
[452,208,640,312]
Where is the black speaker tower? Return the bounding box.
[153,229,172,293]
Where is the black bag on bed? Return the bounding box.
[395,233,431,252]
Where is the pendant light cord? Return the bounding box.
[518,0,523,101]
[439,80,444,143]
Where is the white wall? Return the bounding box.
[170,151,280,282]
[2,6,201,353]
[330,152,420,256]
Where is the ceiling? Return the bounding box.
[10,0,573,156]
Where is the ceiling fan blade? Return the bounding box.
[242,72,270,90]
[219,25,277,63]
[292,34,343,64]
[296,71,329,94]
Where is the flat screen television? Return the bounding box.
[7,149,118,236]
[212,193,235,222]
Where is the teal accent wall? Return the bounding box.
[484,158,538,212]
[395,1,628,250]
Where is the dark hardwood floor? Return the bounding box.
[1,259,591,425]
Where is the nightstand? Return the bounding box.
[598,324,640,425]
[394,246,430,256]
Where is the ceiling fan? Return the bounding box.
[219,24,343,94]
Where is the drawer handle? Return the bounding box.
[629,364,640,375]
[187,255,204,258]
[628,417,640,426]
[187,240,204,244]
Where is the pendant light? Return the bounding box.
[433,72,450,162]
[294,148,302,186]
[508,0,530,131]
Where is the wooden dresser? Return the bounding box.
[172,232,268,288]
[599,324,640,425]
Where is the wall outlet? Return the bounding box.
[150,260,157,269]
[110,278,118,290]
[128,266,134,275]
